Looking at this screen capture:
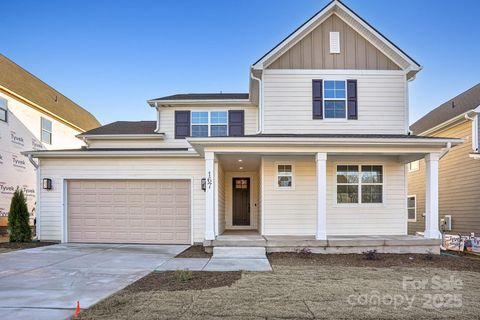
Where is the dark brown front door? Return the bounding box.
[232,178,250,226]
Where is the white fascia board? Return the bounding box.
[24,150,199,158]
[263,69,407,76]
[76,134,165,140]
[147,99,253,107]
[417,110,474,136]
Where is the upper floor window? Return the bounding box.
[0,97,7,123]
[324,80,346,119]
[408,160,419,172]
[191,111,228,137]
[336,164,383,204]
[41,117,52,144]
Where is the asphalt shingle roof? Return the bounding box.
[151,93,249,101]
[80,121,157,135]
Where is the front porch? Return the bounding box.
[204,230,440,254]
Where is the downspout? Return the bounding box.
[439,142,452,160]
[154,102,161,133]
[27,153,39,169]
[465,111,478,152]
[250,68,263,134]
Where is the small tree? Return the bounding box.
[8,188,32,242]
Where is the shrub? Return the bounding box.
[175,270,193,282]
[296,247,313,258]
[8,188,32,242]
[424,250,435,261]
[362,249,378,260]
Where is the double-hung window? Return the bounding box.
[191,111,228,137]
[0,97,7,123]
[41,117,52,144]
[407,195,416,222]
[276,163,294,189]
[324,80,346,119]
[337,165,383,204]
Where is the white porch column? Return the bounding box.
[316,152,327,240]
[205,151,216,240]
[424,153,441,239]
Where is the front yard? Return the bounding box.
[78,252,480,319]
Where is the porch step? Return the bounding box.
[213,246,267,259]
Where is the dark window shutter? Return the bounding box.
[347,79,358,120]
[228,110,244,136]
[175,110,190,139]
[312,80,323,119]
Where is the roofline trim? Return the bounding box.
[23,150,199,158]
[252,0,420,72]
[0,85,86,132]
[415,110,476,136]
[76,133,165,140]
[148,99,253,107]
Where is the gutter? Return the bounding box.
[250,68,263,134]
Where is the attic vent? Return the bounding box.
[329,32,340,54]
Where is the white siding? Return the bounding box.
[262,71,407,134]
[217,164,226,234]
[262,155,406,236]
[38,157,206,243]
[157,105,258,148]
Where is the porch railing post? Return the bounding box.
[205,151,216,240]
[424,153,441,239]
[316,152,327,240]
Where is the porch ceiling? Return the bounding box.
[217,154,261,171]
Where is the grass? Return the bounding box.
[77,253,480,319]
[0,240,57,253]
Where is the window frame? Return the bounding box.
[408,160,420,172]
[0,97,7,123]
[274,161,295,190]
[323,80,347,120]
[407,195,417,222]
[40,117,52,144]
[335,163,385,206]
[190,110,229,137]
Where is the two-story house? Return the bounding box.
[0,54,100,234]
[408,83,480,236]
[26,0,461,253]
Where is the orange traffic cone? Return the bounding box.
[74,300,80,318]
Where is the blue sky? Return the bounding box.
[2,0,479,125]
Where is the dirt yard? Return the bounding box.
[0,241,56,253]
[78,253,480,320]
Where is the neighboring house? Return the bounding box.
[26,0,461,253]
[0,54,100,232]
[408,84,480,236]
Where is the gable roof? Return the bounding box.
[252,0,421,77]
[0,54,100,132]
[150,93,249,101]
[79,121,158,136]
[410,83,480,135]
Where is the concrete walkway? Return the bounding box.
[0,243,188,320]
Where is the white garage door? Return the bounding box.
[67,179,191,244]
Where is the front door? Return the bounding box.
[232,178,250,226]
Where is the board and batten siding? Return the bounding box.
[267,14,400,70]
[157,105,258,148]
[262,71,407,134]
[262,155,406,236]
[408,120,480,235]
[38,157,207,243]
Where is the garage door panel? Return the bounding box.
[67,179,191,244]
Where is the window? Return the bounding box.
[407,196,416,222]
[324,80,346,119]
[41,117,52,144]
[336,165,383,204]
[191,111,228,137]
[276,163,294,189]
[0,97,7,123]
[408,160,419,172]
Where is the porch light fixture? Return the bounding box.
[201,178,206,191]
[42,178,52,190]
[239,167,244,170]
[238,159,243,162]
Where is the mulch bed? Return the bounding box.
[175,245,212,258]
[268,252,480,272]
[125,271,241,292]
[0,241,57,250]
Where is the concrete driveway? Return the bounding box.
[0,243,188,320]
